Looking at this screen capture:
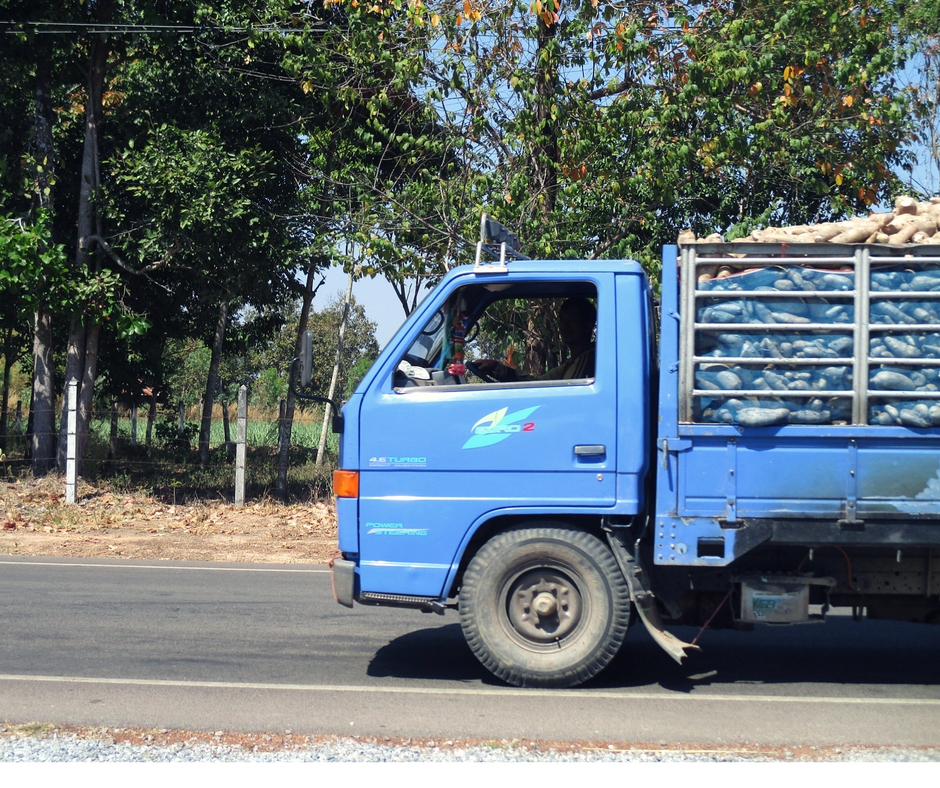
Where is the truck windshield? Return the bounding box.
[402,307,446,367]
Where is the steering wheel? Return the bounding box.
[465,360,499,383]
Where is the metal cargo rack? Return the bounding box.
[679,242,940,425]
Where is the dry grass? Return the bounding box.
[0,475,337,564]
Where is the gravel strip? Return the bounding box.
[2,726,939,762]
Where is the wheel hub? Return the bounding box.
[532,591,557,617]
[506,570,583,644]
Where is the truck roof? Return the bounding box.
[461,256,648,279]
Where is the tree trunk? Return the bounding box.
[532,10,559,224]
[146,396,156,448]
[199,298,230,467]
[57,17,111,476]
[222,400,232,457]
[29,36,58,474]
[276,265,322,501]
[316,272,353,466]
[58,322,100,474]
[75,322,100,473]
[521,10,560,370]
[25,394,34,461]
[33,36,55,211]
[0,327,12,453]
[30,305,56,473]
[390,275,425,318]
[109,397,119,461]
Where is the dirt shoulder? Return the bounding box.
[0,475,337,564]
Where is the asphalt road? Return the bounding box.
[2,555,939,747]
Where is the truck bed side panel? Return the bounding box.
[655,243,940,567]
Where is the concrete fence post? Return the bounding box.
[235,385,247,506]
[65,380,78,503]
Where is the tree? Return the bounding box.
[163,339,212,413]
[279,0,924,350]
[0,214,68,458]
[3,0,930,487]
[59,2,319,468]
[416,1,919,263]
[255,292,379,406]
[903,0,940,194]
[0,0,74,472]
[1,1,333,475]
[3,2,379,476]
[286,2,471,316]
[305,294,379,403]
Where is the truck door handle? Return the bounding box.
[574,445,606,456]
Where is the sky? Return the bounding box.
[317,264,432,350]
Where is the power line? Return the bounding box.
[0,20,325,35]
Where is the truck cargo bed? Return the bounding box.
[655,243,940,567]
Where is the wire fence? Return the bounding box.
[0,399,337,504]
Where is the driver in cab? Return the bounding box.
[474,297,596,382]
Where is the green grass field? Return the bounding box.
[89,416,336,451]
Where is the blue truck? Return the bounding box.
[325,237,940,687]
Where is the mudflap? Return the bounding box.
[606,530,699,664]
[330,555,356,608]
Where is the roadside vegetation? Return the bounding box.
[1,0,939,501]
[2,405,337,503]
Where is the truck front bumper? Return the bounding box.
[330,557,357,608]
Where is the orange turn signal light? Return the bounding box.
[333,470,359,498]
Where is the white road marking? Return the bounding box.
[1,673,939,705]
[0,560,328,573]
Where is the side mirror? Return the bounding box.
[291,330,343,433]
[299,330,313,388]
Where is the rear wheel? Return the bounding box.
[458,524,631,688]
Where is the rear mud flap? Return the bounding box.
[607,531,699,664]
[329,555,356,608]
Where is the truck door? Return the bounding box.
[356,273,619,598]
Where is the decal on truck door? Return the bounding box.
[461,406,539,450]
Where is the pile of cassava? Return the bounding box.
[679,195,940,246]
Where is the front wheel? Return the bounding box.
[458,524,631,688]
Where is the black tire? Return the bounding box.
[458,524,631,688]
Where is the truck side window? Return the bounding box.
[393,282,598,390]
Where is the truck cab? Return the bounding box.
[331,256,653,686]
